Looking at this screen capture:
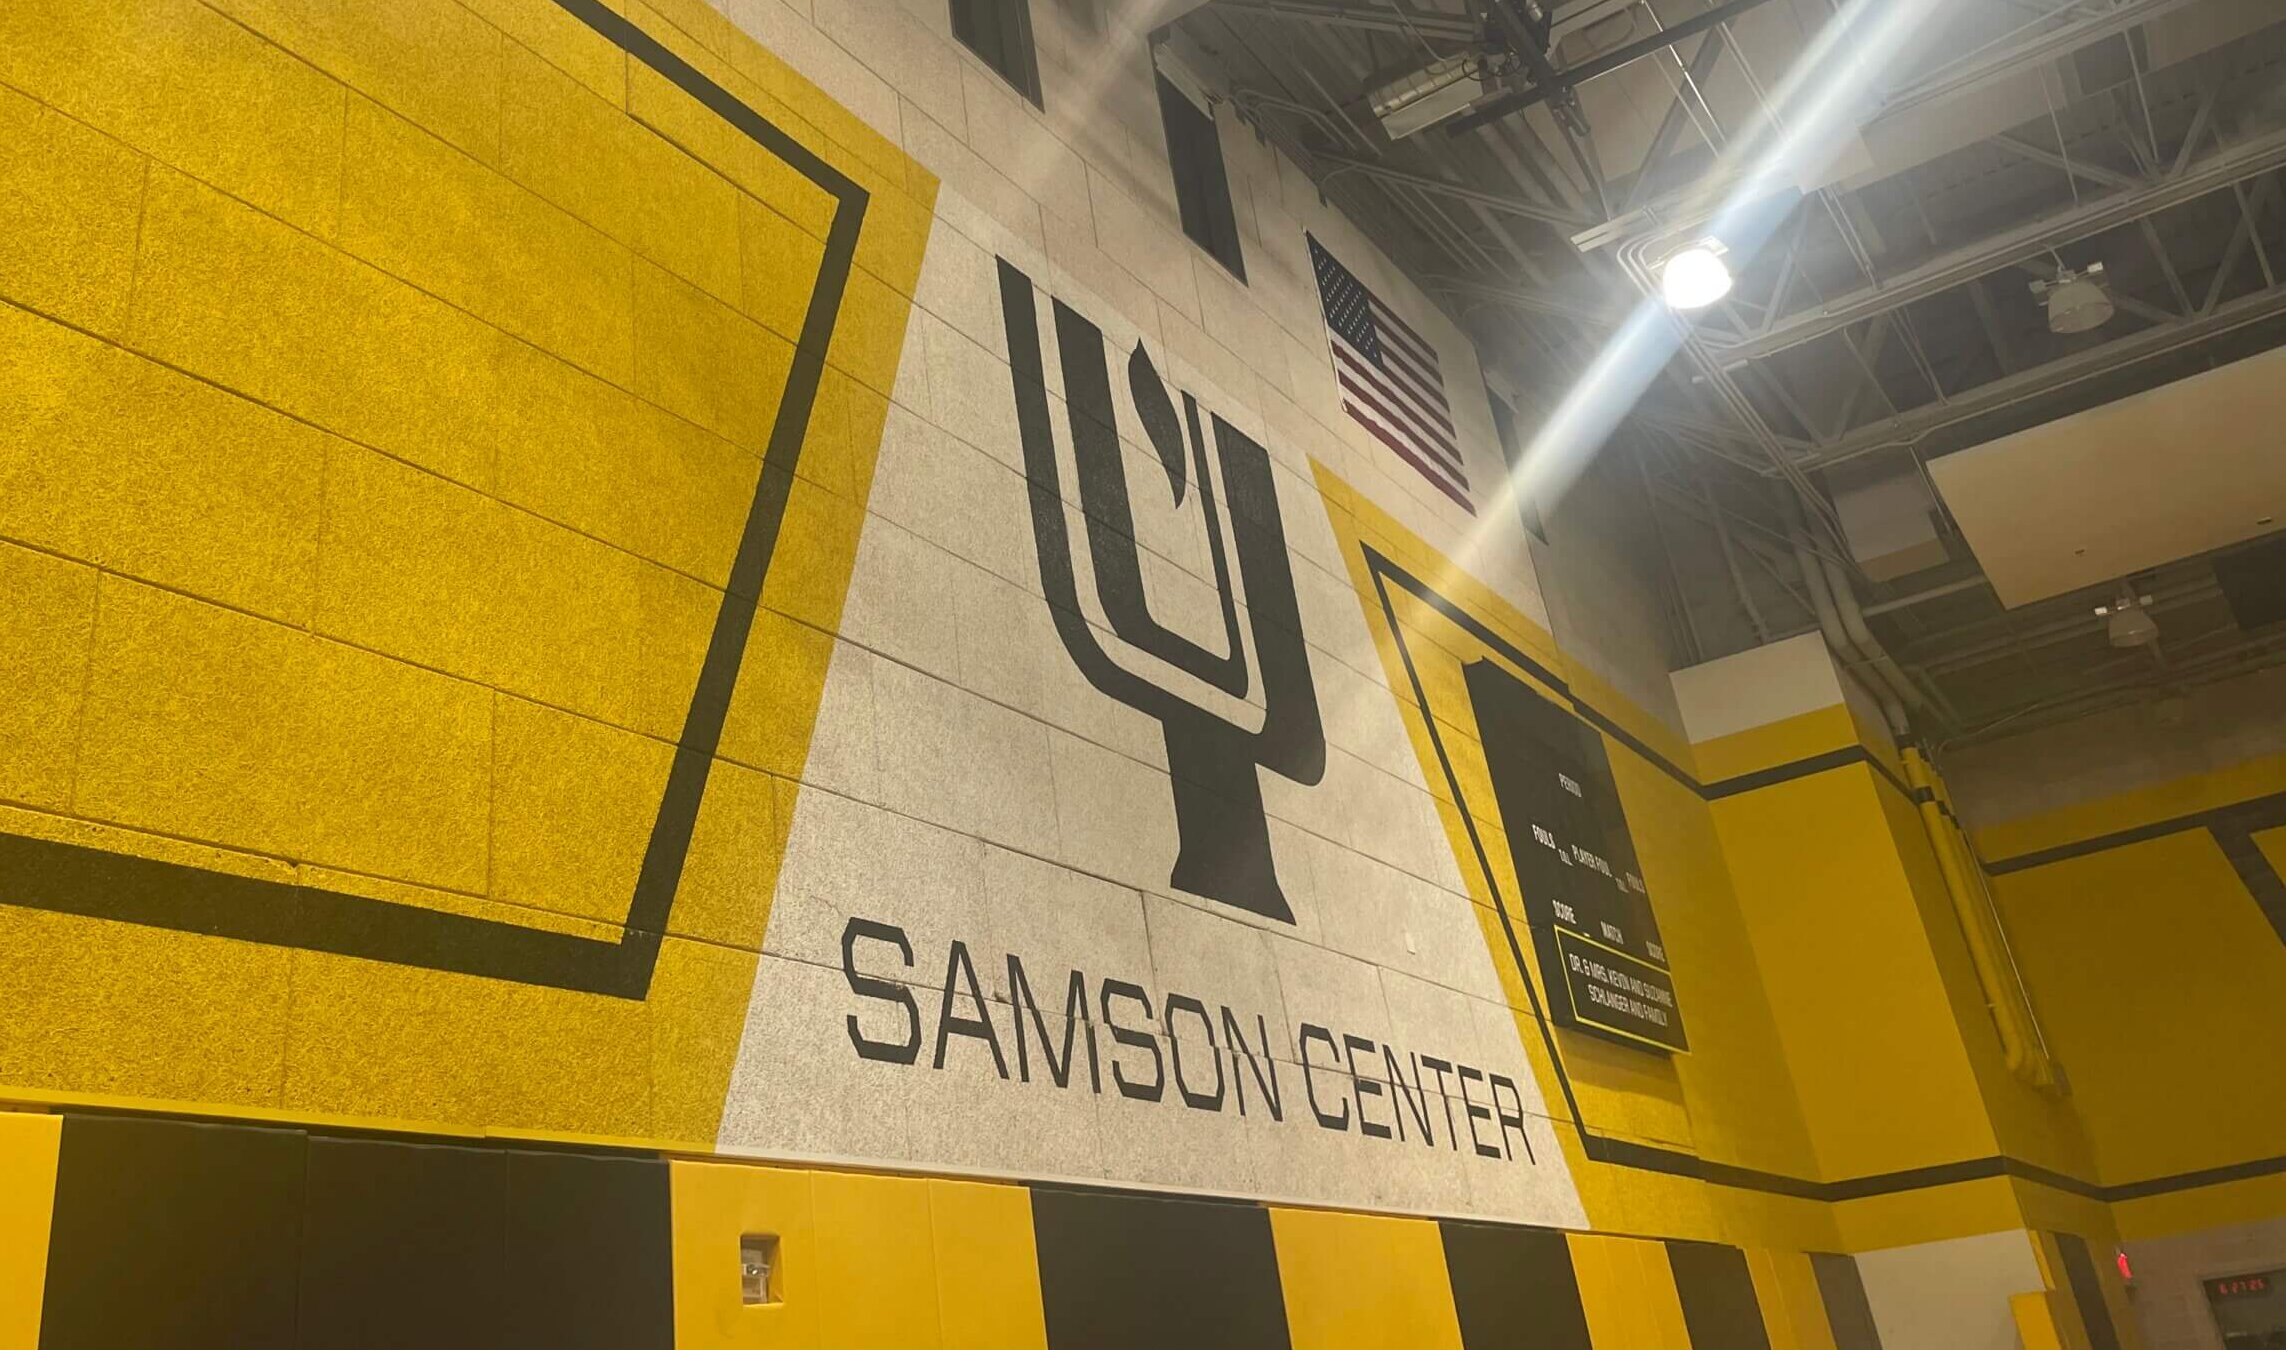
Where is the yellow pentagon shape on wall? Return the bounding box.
[0,0,937,1150]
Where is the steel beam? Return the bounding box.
[1443,0,1785,136]
[1797,280,2286,469]
[1200,0,1478,43]
[1315,152,1595,227]
[1873,0,2208,121]
[1701,129,2286,363]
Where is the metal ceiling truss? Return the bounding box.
[1183,0,2286,739]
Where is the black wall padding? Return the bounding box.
[1440,1221,1595,1350]
[1667,1241,1772,1350]
[1809,1251,1884,1350]
[2054,1232,2122,1350]
[300,1137,507,1350]
[40,1114,307,1350]
[502,1149,675,1350]
[1030,1187,1292,1350]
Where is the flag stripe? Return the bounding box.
[1367,295,1437,366]
[1351,343,1455,434]
[1335,362,1461,471]
[1347,403,1474,511]
[1374,338,1447,407]
[1331,339,1455,444]
[1372,335,1450,411]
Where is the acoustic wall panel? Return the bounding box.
[1030,1187,1291,1350]
[299,1137,507,1350]
[38,1115,304,1350]
[1440,1221,1595,1350]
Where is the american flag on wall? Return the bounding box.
[1308,233,1472,513]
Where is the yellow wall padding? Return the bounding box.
[2020,1297,2075,1350]
[0,1113,61,1350]
[1746,1247,1840,1350]
[1568,1232,1692,1350]
[1270,1208,1465,1350]
[806,1171,944,1348]
[670,1160,1048,1350]
[925,1179,1051,1350]
[671,1159,821,1350]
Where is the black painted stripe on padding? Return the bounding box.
[41,1114,306,1350]
[1668,1241,1774,1350]
[1440,1220,1594,1350]
[1029,1185,1292,1350]
[1810,1252,1884,1350]
[0,0,869,1000]
[302,1137,509,1350]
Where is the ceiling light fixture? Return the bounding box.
[2030,261,2115,335]
[1659,242,1733,311]
[2096,584,2157,648]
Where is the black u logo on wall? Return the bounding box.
[997,259,1325,924]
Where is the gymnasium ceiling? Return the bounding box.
[1172,0,2286,744]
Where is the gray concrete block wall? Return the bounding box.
[699,0,1597,1224]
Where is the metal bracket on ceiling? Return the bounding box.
[1480,0,1588,137]
[1447,0,1785,138]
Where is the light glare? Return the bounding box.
[1660,246,1733,310]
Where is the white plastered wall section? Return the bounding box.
[1671,631,1847,747]
[705,0,1588,1224]
[1857,1229,2050,1350]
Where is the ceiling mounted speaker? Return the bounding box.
[2030,262,2115,335]
[2096,586,2158,648]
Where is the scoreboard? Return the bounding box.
[1466,660,1688,1053]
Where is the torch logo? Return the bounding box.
[997,259,1325,924]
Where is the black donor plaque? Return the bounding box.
[1466,660,1687,1052]
[998,258,1325,924]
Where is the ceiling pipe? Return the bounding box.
[1787,509,1909,736]
[1779,490,1923,735]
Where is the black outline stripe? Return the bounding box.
[1363,545,2286,1204]
[0,0,870,1000]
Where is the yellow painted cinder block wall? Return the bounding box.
[1983,753,2286,1237]
[0,0,933,1150]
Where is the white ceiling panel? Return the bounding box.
[1929,342,2286,607]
